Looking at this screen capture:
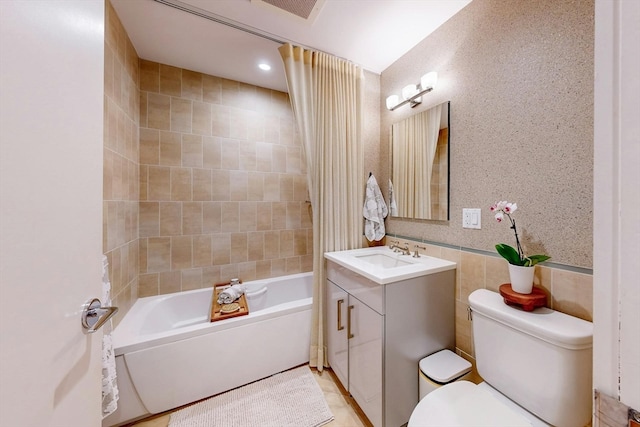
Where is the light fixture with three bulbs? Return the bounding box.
[386,71,438,111]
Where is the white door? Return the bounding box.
[0,1,105,426]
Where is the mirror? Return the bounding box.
[389,101,450,221]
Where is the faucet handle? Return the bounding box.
[389,239,399,249]
[413,244,427,258]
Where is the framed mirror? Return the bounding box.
[389,101,450,221]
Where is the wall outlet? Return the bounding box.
[463,208,482,229]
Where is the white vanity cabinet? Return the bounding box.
[325,251,456,427]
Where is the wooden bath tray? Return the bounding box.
[210,284,249,322]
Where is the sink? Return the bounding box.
[324,246,456,285]
[355,253,412,268]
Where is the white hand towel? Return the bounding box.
[101,255,119,419]
[363,174,388,241]
[389,179,398,217]
[217,284,246,304]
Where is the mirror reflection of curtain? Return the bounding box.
[279,43,364,371]
[391,103,442,219]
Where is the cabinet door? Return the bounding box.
[348,298,383,427]
[327,281,349,390]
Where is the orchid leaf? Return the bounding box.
[523,254,551,267]
[495,244,523,265]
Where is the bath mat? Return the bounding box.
[168,365,334,427]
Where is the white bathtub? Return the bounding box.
[103,272,313,426]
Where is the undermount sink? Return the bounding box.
[324,246,456,285]
[355,253,412,268]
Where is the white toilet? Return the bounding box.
[408,289,593,427]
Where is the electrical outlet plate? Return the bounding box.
[463,208,481,229]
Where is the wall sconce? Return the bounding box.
[386,71,438,111]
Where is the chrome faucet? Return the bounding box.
[388,240,400,251]
[397,245,410,255]
[413,244,427,258]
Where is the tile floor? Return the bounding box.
[128,366,368,427]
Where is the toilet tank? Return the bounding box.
[469,289,593,427]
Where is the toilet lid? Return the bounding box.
[408,381,532,427]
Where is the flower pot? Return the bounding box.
[508,264,535,294]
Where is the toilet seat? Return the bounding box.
[408,381,532,427]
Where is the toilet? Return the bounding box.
[409,289,593,427]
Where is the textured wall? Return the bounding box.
[103,0,140,323]
[137,61,313,296]
[380,0,594,269]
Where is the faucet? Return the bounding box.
[397,245,410,255]
[388,240,400,251]
[413,244,427,258]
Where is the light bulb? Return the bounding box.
[420,71,438,90]
[386,95,399,110]
[402,84,418,100]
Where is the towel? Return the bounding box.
[217,284,246,304]
[101,255,119,419]
[389,179,398,217]
[363,174,388,241]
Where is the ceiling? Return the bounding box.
[111,0,472,93]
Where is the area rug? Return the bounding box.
[168,365,334,427]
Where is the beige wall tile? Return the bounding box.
[272,202,287,229]
[286,146,301,174]
[286,256,301,274]
[280,230,294,258]
[280,117,295,146]
[159,131,182,166]
[182,202,203,235]
[279,175,293,201]
[460,251,486,303]
[182,268,203,291]
[193,235,212,267]
[211,170,230,201]
[138,273,159,297]
[159,270,181,295]
[230,233,248,263]
[272,144,287,173]
[264,114,279,143]
[286,202,301,229]
[160,202,182,236]
[551,269,593,321]
[171,97,192,133]
[202,74,221,104]
[147,166,170,201]
[193,168,212,201]
[221,139,239,170]
[294,229,307,256]
[203,137,221,169]
[181,69,202,101]
[192,101,212,136]
[247,172,264,201]
[171,235,192,270]
[271,258,286,276]
[220,264,239,283]
[485,255,510,293]
[202,265,221,287]
[139,59,159,93]
[300,254,313,272]
[256,142,272,172]
[229,171,248,201]
[147,237,171,273]
[212,233,231,265]
[256,260,271,279]
[293,175,308,202]
[182,134,203,167]
[239,141,256,171]
[247,232,264,261]
[203,202,221,233]
[159,64,181,96]
[221,202,239,232]
[139,202,159,237]
[264,231,280,260]
[171,168,192,201]
[257,202,272,231]
[138,238,148,274]
[263,173,280,201]
[239,202,257,232]
[147,93,170,130]
[139,128,159,165]
[211,104,230,137]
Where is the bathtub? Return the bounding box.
[103,272,313,426]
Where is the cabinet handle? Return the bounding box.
[337,299,344,331]
[347,305,355,339]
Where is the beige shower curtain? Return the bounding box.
[279,43,364,370]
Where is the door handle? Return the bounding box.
[81,298,118,333]
[347,305,354,339]
[337,298,344,331]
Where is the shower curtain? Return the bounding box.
[279,43,364,370]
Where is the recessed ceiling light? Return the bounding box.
[258,63,271,71]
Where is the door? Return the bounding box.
[327,281,349,389]
[0,1,105,426]
[348,297,383,427]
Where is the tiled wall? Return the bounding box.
[137,61,312,296]
[389,236,592,374]
[103,0,140,323]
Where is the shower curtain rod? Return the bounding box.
[152,0,288,45]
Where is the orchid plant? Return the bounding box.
[490,201,550,267]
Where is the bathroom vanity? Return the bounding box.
[325,247,456,427]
